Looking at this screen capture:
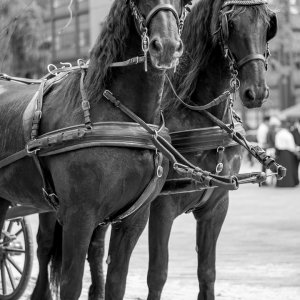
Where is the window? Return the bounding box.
[54,18,76,59]
[53,0,70,9]
[79,14,90,56]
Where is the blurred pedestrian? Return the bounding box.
[290,119,300,184]
[256,115,270,186]
[275,119,299,187]
[256,115,270,150]
[266,116,281,157]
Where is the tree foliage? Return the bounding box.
[0,0,50,77]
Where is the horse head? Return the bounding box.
[216,0,277,108]
[132,0,189,69]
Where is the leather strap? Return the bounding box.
[110,56,145,68]
[99,152,164,226]
[31,79,47,139]
[80,69,92,128]
[222,0,268,8]
[26,122,169,155]
[0,73,43,84]
[170,122,245,153]
[146,4,180,27]
[0,149,28,170]
[166,74,235,111]
[236,54,266,69]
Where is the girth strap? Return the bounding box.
[99,152,163,226]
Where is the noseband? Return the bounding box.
[127,0,190,71]
[219,0,275,72]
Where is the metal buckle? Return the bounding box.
[217,146,225,153]
[216,163,224,174]
[26,144,40,155]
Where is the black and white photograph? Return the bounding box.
[0,0,299,299]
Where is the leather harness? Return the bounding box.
[0,0,285,221]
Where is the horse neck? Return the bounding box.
[192,48,232,124]
[93,21,165,125]
[109,62,165,125]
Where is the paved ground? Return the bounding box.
[19,162,300,300]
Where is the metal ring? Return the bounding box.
[47,64,57,75]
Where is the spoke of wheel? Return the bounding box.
[6,256,22,275]
[4,259,16,290]
[3,247,25,254]
[1,261,7,295]
[6,221,13,234]
[14,228,23,237]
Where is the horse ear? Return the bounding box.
[267,12,277,41]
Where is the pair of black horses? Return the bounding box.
[0,0,278,299]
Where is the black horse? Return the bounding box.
[30,0,278,299]
[0,0,186,299]
[80,1,278,300]
[147,1,277,299]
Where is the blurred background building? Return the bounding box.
[37,0,113,64]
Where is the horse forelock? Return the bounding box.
[225,3,272,26]
[85,0,131,101]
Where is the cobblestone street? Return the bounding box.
[21,164,300,300]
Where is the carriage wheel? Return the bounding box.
[0,217,34,299]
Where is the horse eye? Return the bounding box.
[228,21,234,30]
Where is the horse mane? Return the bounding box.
[86,0,131,101]
[163,0,273,112]
[163,0,220,111]
[60,0,132,104]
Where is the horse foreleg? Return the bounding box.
[193,192,229,300]
[105,205,150,300]
[31,212,56,300]
[59,211,95,300]
[147,197,176,300]
[87,224,109,300]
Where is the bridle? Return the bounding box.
[218,0,277,80]
[125,0,191,71]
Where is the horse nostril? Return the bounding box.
[149,39,163,56]
[244,89,255,101]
